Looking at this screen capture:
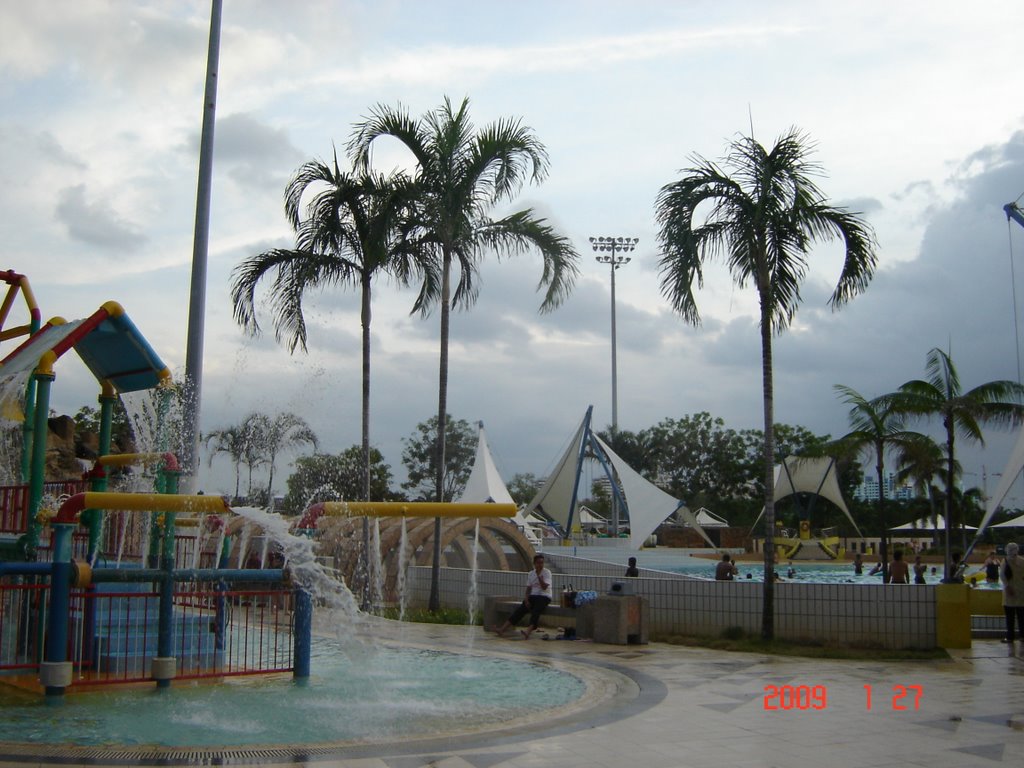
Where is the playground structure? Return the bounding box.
[0,280,517,698]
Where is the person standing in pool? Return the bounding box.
[913,555,927,584]
[625,556,639,577]
[492,554,552,640]
[886,550,909,584]
[715,553,738,580]
[853,553,864,575]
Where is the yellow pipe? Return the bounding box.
[57,492,230,523]
[318,501,516,518]
[97,453,178,469]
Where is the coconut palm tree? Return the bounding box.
[895,434,951,551]
[893,347,1024,579]
[204,424,246,500]
[831,385,924,582]
[655,128,877,638]
[231,156,421,505]
[349,96,579,610]
[260,412,318,503]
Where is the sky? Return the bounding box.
[3,0,1024,507]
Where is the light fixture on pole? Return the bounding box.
[590,236,637,431]
[590,235,637,538]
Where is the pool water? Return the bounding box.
[0,640,586,748]
[651,557,1000,588]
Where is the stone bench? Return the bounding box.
[482,595,593,636]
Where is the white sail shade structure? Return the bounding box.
[524,409,717,550]
[750,456,864,538]
[891,514,976,531]
[455,422,540,545]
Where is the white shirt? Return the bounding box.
[527,567,553,599]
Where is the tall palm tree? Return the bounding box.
[260,412,318,503]
[655,129,877,638]
[349,96,579,611]
[204,424,246,500]
[893,347,1024,579]
[232,157,421,607]
[831,385,923,582]
[895,434,951,551]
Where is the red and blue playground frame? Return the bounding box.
[0,285,515,697]
[0,289,308,696]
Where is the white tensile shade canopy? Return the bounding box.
[992,512,1024,528]
[456,423,540,545]
[524,411,717,550]
[891,514,976,531]
[750,456,864,538]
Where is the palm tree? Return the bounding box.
[260,412,318,503]
[349,96,579,610]
[655,129,877,638]
[232,156,421,505]
[895,434,950,551]
[831,385,923,582]
[204,424,246,500]
[893,347,1024,579]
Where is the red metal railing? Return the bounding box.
[0,578,48,670]
[0,480,88,534]
[65,584,294,687]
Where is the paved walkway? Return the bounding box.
[2,620,1023,768]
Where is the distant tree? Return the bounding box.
[257,412,319,501]
[642,413,750,503]
[893,347,1024,578]
[401,415,475,502]
[283,446,396,514]
[507,472,542,506]
[204,424,247,500]
[895,434,950,550]
[73,401,133,453]
[830,385,925,582]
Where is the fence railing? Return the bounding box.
[0,577,294,684]
[0,578,48,670]
[0,480,88,535]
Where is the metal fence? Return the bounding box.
[1,577,294,684]
[0,480,88,535]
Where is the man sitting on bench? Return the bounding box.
[491,554,552,639]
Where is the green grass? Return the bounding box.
[651,627,950,661]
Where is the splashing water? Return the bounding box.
[397,517,409,622]
[371,518,384,612]
[230,506,361,625]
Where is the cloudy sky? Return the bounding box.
[3,0,1024,504]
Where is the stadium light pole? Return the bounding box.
[590,235,637,537]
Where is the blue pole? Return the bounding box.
[155,512,177,688]
[293,589,312,679]
[43,523,75,696]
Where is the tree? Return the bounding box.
[283,446,397,514]
[231,156,421,505]
[895,434,950,550]
[893,347,1024,578]
[350,96,579,610]
[204,424,247,500]
[401,415,476,502]
[655,128,877,638]
[830,385,924,582]
[259,412,318,501]
[507,472,542,506]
